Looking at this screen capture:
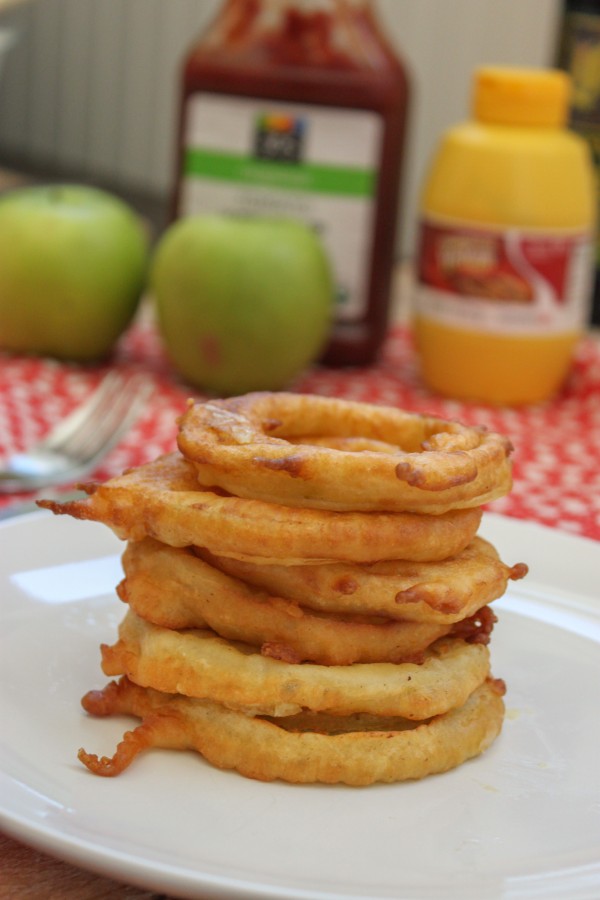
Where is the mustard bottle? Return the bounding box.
[413,66,596,406]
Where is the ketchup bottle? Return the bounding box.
[171,0,410,366]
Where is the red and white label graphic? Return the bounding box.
[415,219,594,334]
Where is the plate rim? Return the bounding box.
[1,510,599,900]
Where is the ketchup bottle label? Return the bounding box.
[416,218,594,334]
[178,93,382,323]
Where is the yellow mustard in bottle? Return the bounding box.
[413,66,596,406]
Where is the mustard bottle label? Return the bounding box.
[415,218,594,334]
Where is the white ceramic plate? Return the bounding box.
[1,509,599,900]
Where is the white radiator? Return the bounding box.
[0,0,561,251]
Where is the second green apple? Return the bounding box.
[151,214,334,395]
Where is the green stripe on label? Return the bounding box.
[184,149,374,197]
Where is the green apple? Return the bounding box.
[151,214,333,394]
[0,184,149,361]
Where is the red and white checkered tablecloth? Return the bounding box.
[1,318,599,542]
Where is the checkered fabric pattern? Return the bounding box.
[1,319,599,541]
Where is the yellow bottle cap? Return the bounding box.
[473,66,571,127]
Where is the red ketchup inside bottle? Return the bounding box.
[172,0,409,366]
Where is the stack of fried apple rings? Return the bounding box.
[39,392,527,786]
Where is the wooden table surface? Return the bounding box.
[0,832,170,898]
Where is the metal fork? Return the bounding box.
[0,371,152,493]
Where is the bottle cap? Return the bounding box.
[473,66,571,127]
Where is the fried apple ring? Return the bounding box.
[177,392,513,513]
[78,675,506,785]
[118,538,454,665]
[38,453,482,564]
[100,610,492,719]
[202,537,528,625]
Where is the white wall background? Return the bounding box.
[0,0,562,254]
